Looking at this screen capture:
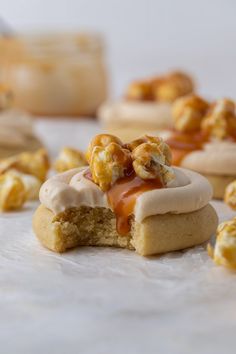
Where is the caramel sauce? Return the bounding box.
[84,169,163,235]
[107,171,163,236]
[166,131,209,166]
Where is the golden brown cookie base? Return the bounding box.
[33,204,218,256]
[201,174,236,200]
[0,135,43,159]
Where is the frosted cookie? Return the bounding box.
[0,109,43,158]
[98,71,194,141]
[33,134,217,256]
[0,85,43,158]
[164,96,236,199]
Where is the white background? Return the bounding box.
[1,0,236,98]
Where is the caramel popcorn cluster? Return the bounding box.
[201,99,236,139]
[172,96,236,140]
[89,138,132,191]
[86,134,122,163]
[0,149,50,210]
[0,174,26,211]
[124,135,172,165]
[86,134,174,191]
[153,71,194,103]
[208,218,236,269]
[0,149,50,182]
[54,147,87,173]
[6,169,41,200]
[126,80,153,101]
[126,71,194,103]
[132,142,174,184]
[172,94,209,133]
[224,180,236,210]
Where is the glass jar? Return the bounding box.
[0,33,108,116]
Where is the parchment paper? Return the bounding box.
[0,119,235,354]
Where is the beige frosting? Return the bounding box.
[0,108,35,148]
[39,166,212,222]
[159,130,236,176]
[98,100,173,129]
[180,141,236,176]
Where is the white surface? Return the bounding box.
[1,119,236,354]
[1,0,236,98]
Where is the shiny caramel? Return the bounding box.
[166,131,208,166]
[85,168,164,235]
[107,171,163,235]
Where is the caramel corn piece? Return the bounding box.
[90,142,132,191]
[210,218,236,269]
[132,142,174,184]
[54,147,87,173]
[224,180,236,210]
[0,174,26,211]
[125,135,172,166]
[201,98,236,139]
[86,134,122,163]
[0,149,50,182]
[6,169,41,200]
[126,80,153,101]
[172,94,209,132]
[153,71,194,102]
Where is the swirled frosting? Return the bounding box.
[181,141,236,176]
[39,167,212,222]
[98,100,173,128]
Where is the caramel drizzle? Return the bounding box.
[85,169,164,236]
[165,130,209,166]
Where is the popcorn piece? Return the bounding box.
[90,142,132,191]
[201,98,236,139]
[86,134,122,163]
[0,174,26,211]
[125,135,172,166]
[126,80,153,101]
[153,71,194,102]
[131,142,174,184]
[172,94,209,132]
[0,149,50,182]
[224,180,236,210]
[6,169,41,200]
[54,147,87,173]
[209,218,236,269]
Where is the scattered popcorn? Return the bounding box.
[86,134,122,163]
[90,142,132,191]
[126,80,153,101]
[153,71,194,102]
[201,98,236,139]
[6,169,41,200]
[224,180,236,210]
[131,142,174,184]
[0,174,26,211]
[0,149,50,182]
[209,218,236,269]
[172,94,209,132]
[54,147,87,173]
